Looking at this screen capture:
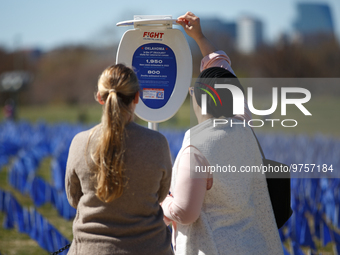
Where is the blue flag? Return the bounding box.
[333,230,340,255]
[292,241,305,255]
[279,228,286,243]
[300,216,315,250]
[282,244,290,255]
[314,211,322,239]
[322,221,332,247]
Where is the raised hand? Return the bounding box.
[177,12,217,57]
[176,12,204,41]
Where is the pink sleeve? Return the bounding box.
[200,50,235,75]
[161,146,210,225]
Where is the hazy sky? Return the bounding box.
[1,0,339,51]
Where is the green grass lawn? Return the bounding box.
[0,97,192,129]
[1,94,339,136]
[249,95,340,137]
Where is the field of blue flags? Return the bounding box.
[0,120,340,254]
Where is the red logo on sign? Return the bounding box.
[143,32,164,39]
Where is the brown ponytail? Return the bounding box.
[88,64,139,203]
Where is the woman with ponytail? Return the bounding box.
[65,64,173,255]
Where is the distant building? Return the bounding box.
[237,16,264,54]
[198,18,237,52]
[186,16,265,54]
[201,19,237,41]
[293,3,334,42]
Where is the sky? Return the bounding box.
[1,0,339,51]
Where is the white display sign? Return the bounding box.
[116,15,192,123]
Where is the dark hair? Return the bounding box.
[194,67,244,118]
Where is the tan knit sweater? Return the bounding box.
[65,122,173,255]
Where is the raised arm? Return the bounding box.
[177,12,235,74]
[177,12,251,122]
[177,12,217,57]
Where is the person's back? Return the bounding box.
[66,123,172,254]
[65,64,173,255]
[173,119,282,254]
[162,12,284,255]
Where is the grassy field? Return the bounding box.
[0,96,192,129]
[1,94,339,136]
[0,95,339,254]
[249,95,340,137]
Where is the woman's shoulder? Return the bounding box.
[128,122,167,140]
[70,125,99,150]
[127,122,170,153]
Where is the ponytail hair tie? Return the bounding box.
[109,89,116,94]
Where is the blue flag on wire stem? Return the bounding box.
[314,211,322,239]
[23,207,31,234]
[300,217,316,250]
[12,196,25,233]
[0,189,6,212]
[288,206,303,241]
[333,230,340,255]
[303,199,313,215]
[279,228,286,243]
[322,221,332,247]
[282,244,290,255]
[31,209,47,250]
[2,193,14,229]
[29,208,38,241]
[294,207,306,243]
[292,241,305,255]
[333,229,340,243]
[310,179,319,207]
[323,189,336,225]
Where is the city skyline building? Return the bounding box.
[237,16,264,54]
[293,2,335,41]
[200,18,237,42]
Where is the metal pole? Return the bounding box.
[148,122,159,131]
